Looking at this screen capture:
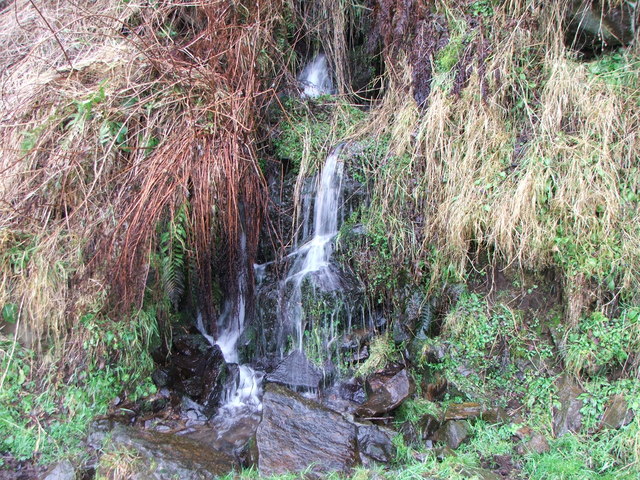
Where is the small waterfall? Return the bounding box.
[282,146,345,352]
[298,54,335,98]
[197,231,262,410]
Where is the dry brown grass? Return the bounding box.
[358,0,640,321]
[0,0,288,346]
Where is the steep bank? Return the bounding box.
[1,1,639,479]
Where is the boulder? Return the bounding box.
[433,421,469,450]
[256,383,358,478]
[418,413,441,441]
[108,423,237,479]
[600,394,634,430]
[514,426,550,455]
[169,334,228,413]
[356,367,414,417]
[552,375,584,437]
[42,460,75,480]
[266,350,323,390]
[356,423,396,466]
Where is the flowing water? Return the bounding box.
[281,146,345,352]
[199,54,343,410]
[197,231,262,410]
[298,53,335,98]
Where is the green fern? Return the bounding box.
[160,204,189,309]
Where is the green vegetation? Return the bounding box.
[0,310,157,463]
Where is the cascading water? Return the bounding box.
[298,53,335,98]
[199,52,342,405]
[197,231,262,410]
[282,146,345,353]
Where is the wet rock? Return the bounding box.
[392,321,412,343]
[600,394,634,430]
[180,378,204,398]
[444,403,508,424]
[86,418,115,450]
[514,426,550,455]
[151,367,172,389]
[356,367,414,417]
[552,375,584,437]
[168,335,228,414]
[434,421,469,450]
[266,350,323,390]
[422,341,447,364]
[418,414,441,441]
[43,460,75,480]
[109,423,236,479]
[200,344,228,412]
[256,383,358,478]
[339,377,366,404]
[181,397,207,425]
[399,421,419,446]
[356,423,396,466]
[185,410,262,466]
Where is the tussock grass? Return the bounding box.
[0,0,291,347]
[357,0,640,325]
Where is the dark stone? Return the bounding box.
[600,394,634,430]
[399,421,419,446]
[356,367,414,417]
[185,410,262,466]
[338,377,366,404]
[418,414,441,441]
[443,403,507,424]
[167,334,228,415]
[552,375,584,437]
[151,368,171,389]
[266,350,323,390]
[109,423,237,479]
[356,423,396,465]
[256,383,358,478]
[86,418,115,450]
[200,344,228,412]
[392,321,412,343]
[180,378,204,398]
[42,460,75,480]
[422,341,447,364]
[434,421,469,450]
[181,397,207,425]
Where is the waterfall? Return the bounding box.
[197,231,262,410]
[282,146,345,352]
[298,54,335,98]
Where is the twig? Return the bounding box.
[28,0,73,71]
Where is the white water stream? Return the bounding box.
[197,55,341,409]
[283,146,345,351]
[298,53,335,98]
[197,231,262,410]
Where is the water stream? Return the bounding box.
[282,146,345,352]
[198,54,342,410]
[298,53,335,98]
